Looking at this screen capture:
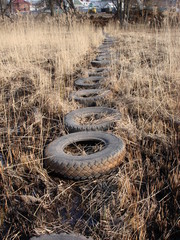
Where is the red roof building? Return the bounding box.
[12,0,30,13]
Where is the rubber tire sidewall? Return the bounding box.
[64,107,121,133]
[45,131,126,179]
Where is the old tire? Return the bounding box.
[97,53,111,57]
[74,76,104,89]
[103,40,114,44]
[90,67,108,73]
[98,45,111,51]
[95,56,112,61]
[30,233,93,240]
[91,60,110,68]
[45,131,126,180]
[88,68,110,77]
[88,71,109,77]
[64,107,121,133]
[69,89,111,106]
[97,50,110,55]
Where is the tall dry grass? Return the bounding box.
[99,23,180,239]
[0,16,179,240]
[0,16,104,239]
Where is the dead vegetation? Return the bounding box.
[64,140,105,156]
[0,16,179,240]
[76,113,120,125]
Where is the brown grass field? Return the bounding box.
[0,14,179,240]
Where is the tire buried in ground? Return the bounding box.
[88,71,109,77]
[88,68,110,77]
[103,41,114,44]
[95,56,112,61]
[91,60,110,68]
[45,131,126,180]
[74,76,104,89]
[97,53,111,58]
[69,89,111,106]
[97,50,110,55]
[98,45,111,51]
[64,107,121,133]
[91,67,108,73]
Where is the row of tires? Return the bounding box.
[44,34,126,181]
[32,35,126,240]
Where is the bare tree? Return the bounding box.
[36,0,75,17]
[50,0,55,16]
[0,0,12,19]
[124,0,130,21]
[136,0,143,9]
[115,0,131,25]
[0,0,7,18]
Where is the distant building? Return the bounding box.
[74,0,116,10]
[11,0,30,13]
[79,0,90,7]
[73,0,90,8]
[101,2,116,12]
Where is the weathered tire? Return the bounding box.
[90,67,109,73]
[74,76,104,89]
[97,51,110,54]
[103,40,113,43]
[97,50,110,55]
[101,42,113,47]
[88,68,110,77]
[70,89,111,106]
[103,40,114,44]
[45,131,126,180]
[30,233,93,240]
[104,36,115,41]
[91,60,110,68]
[97,54,110,59]
[98,45,111,51]
[96,55,118,63]
[97,52,111,57]
[88,71,109,77]
[95,56,112,61]
[103,39,117,44]
[64,107,121,133]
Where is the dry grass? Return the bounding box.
[0,15,179,240]
[64,140,105,156]
[76,113,120,125]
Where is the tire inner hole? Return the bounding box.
[81,93,99,98]
[64,140,105,156]
[76,113,117,125]
[84,80,99,84]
